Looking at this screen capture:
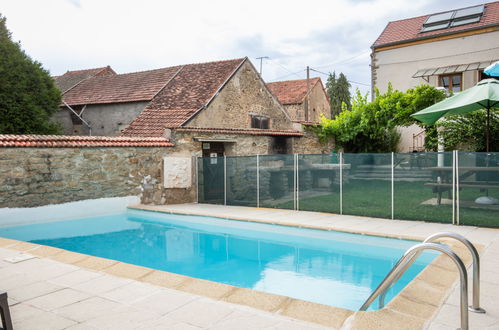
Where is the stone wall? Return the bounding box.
[170,130,290,156]
[186,61,293,130]
[307,82,331,122]
[0,146,196,208]
[284,104,304,122]
[170,129,331,156]
[282,83,331,123]
[292,128,334,154]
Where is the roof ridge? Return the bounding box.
[181,57,247,67]
[64,66,111,75]
[59,65,116,95]
[268,77,320,84]
[97,57,247,78]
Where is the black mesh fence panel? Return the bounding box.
[226,156,258,207]
[341,153,392,218]
[296,153,341,214]
[393,152,453,223]
[197,152,498,227]
[258,154,295,210]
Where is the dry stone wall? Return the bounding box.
[292,128,334,154]
[0,147,195,208]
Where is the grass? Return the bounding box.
[265,180,499,228]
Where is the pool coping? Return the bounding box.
[0,205,481,329]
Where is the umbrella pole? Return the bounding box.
[486,108,490,152]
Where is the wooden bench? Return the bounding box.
[424,182,499,205]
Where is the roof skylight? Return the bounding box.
[421,4,484,33]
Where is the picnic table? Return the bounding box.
[426,166,499,205]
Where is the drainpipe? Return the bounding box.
[64,101,92,136]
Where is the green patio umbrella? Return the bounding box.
[411,78,499,152]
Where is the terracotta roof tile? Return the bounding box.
[121,58,246,137]
[0,135,174,148]
[170,127,303,137]
[267,78,321,105]
[54,66,116,93]
[373,1,499,48]
[62,66,182,106]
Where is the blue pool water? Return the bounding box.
[0,210,435,310]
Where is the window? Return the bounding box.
[439,74,462,93]
[421,5,484,33]
[251,115,269,129]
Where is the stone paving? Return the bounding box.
[1,203,499,329]
[0,246,328,330]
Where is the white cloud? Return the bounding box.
[2,0,476,96]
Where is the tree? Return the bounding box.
[313,84,446,153]
[0,14,61,134]
[326,71,351,118]
[424,110,499,152]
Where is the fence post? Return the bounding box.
[256,154,260,208]
[296,154,300,210]
[391,152,394,220]
[340,152,343,215]
[224,155,227,206]
[293,154,296,210]
[456,150,460,225]
[194,156,199,203]
[452,150,456,225]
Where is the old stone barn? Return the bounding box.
[53,57,333,157]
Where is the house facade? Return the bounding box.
[371,1,499,152]
[267,78,331,124]
[53,58,333,157]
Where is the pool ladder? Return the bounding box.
[360,232,485,330]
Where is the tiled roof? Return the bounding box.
[121,58,246,137]
[0,135,174,148]
[171,127,304,136]
[54,66,116,93]
[267,78,321,105]
[373,1,499,48]
[121,108,198,137]
[62,66,182,106]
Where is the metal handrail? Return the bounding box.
[425,232,484,313]
[377,232,485,313]
[359,243,469,330]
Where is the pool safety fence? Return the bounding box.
[197,152,499,228]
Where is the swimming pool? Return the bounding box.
[0,209,435,310]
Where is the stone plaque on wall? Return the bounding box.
[164,157,192,188]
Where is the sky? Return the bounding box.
[2,0,480,96]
